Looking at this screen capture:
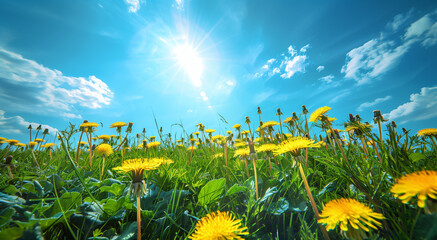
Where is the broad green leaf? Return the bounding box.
[0,227,24,240]
[268,197,289,215]
[114,222,137,240]
[0,207,16,228]
[225,184,247,197]
[100,183,125,197]
[409,152,426,163]
[45,192,82,217]
[103,198,125,214]
[198,178,226,206]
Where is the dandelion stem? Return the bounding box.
[243,156,249,178]
[295,156,330,240]
[251,154,259,200]
[324,129,337,155]
[267,154,273,178]
[75,130,84,164]
[137,194,141,240]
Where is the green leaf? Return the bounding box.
[0,227,24,240]
[114,222,137,240]
[103,198,125,214]
[45,192,82,217]
[268,197,289,215]
[2,185,18,195]
[409,152,426,163]
[100,183,125,197]
[21,182,36,194]
[0,207,16,228]
[198,178,226,206]
[225,184,247,197]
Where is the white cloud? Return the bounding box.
[357,96,392,112]
[342,11,437,85]
[341,38,412,85]
[319,74,334,84]
[252,43,309,80]
[388,11,412,31]
[125,0,141,13]
[187,109,193,113]
[61,112,82,119]
[280,55,307,79]
[0,110,58,136]
[173,0,184,10]
[300,44,310,53]
[316,66,325,72]
[200,91,208,101]
[208,105,212,110]
[385,86,437,123]
[0,48,113,117]
[226,80,235,86]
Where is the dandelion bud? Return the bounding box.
[373,110,381,118]
[142,128,146,134]
[391,121,397,128]
[302,105,308,115]
[349,114,355,122]
[43,129,49,135]
[276,108,283,116]
[257,106,262,114]
[159,127,163,132]
[292,112,299,120]
[259,121,263,127]
[245,116,251,124]
[27,124,32,130]
[355,114,362,123]
[402,128,409,135]
[36,124,42,130]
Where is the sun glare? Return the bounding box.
[173,44,203,87]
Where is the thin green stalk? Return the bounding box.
[53,176,78,240]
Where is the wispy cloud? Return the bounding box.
[200,91,208,101]
[0,48,113,118]
[316,66,325,72]
[319,74,335,84]
[342,10,437,85]
[253,90,275,104]
[385,86,437,123]
[0,110,58,136]
[125,0,141,13]
[173,0,184,10]
[357,96,392,112]
[253,43,310,80]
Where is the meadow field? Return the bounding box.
[0,106,436,240]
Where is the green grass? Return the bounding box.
[0,118,436,240]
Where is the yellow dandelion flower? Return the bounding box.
[328,117,337,122]
[235,142,247,148]
[187,146,197,151]
[233,124,241,129]
[28,142,38,147]
[95,144,113,156]
[417,128,437,137]
[274,137,320,156]
[212,153,223,159]
[257,143,278,153]
[98,135,111,140]
[283,117,293,123]
[91,137,98,140]
[309,106,331,123]
[189,211,248,240]
[391,170,437,209]
[153,157,174,165]
[150,136,156,140]
[241,130,250,135]
[176,140,182,143]
[6,139,20,145]
[226,130,232,135]
[234,147,251,157]
[15,143,26,147]
[254,137,262,142]
[80,122,99,128]
[211,135,225,142]
[261,121,279,129]
[0,137,6,141]
[41,143,56,148]
[319,198,384,234]
[205,129,216,133]
[110,122,127,128]
[110,135,117,138]
[79,141,88,146]
[177,144,184,147]
[147,141,161,148]
[194,132,200,135]
[113,158,161,175]
[34,138,44,143]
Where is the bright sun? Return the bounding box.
[173,44,203,87]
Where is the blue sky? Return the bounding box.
[1,0,437,143]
